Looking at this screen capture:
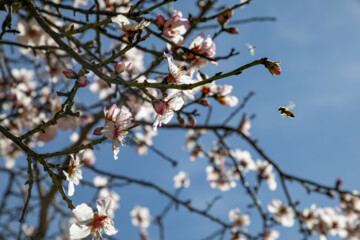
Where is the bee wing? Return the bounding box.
[286,102,296,110]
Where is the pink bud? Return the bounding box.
[93,127,103,136]
[264,60,281,76]
[63,69,77,79]
[156,14,166,28]
[335,178,342,189]
[224,27,239,34]
[77,76,89,87]
[114,61,131,74]
[178,116,186,128]
[198,99,210,107]
[152,99,165,115]
[188,116,196,127]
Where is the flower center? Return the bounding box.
[90,213,108,234]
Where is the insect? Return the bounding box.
[278,103,295,118]
[246,43,255,56]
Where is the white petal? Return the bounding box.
[138,19,150,29]
[101,122,115,140]
[68,181,75,196]
[111,15,130,28]
[160,111,174,125]
[96,197,115,217]
[112,140,120,160]
[69,223,91,239]
[103,218,118,236]
[72,203,94,223]
[168,97,184,111]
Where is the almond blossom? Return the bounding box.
[187,33,217,68]
[267,199,295,227]
[130,206,152,229]
[173,171,190,188]
[164,53,196,100]
[256,159,277,191]
[111,14,150,41]
[69,197,118,240]
[206,165,236,191]
[159,10,189,47]
[228,208,250,230]
[232,149,256,173]
[152,93,184,131]
[63,154,83,197]
[101,105,133,159]
[264,230,280,240]
[239,115,251,137]
[215,85,239,107]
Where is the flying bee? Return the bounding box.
[278,102,295,118]
[246,43,255,56]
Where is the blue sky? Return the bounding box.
[1,0,360,239]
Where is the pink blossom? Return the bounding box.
[187,33,217,68]
[77,76,89,87]
[69,197,118,239]
[114,61,131,74]
[163,10,189,38]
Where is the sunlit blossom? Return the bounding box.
[69,197,118,239]
[130,206,152,229]
[63,154,83,197]
[173,171,190,188]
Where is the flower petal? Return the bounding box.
[103,218,118,236]
[69,223,91,239]
[111,15,130,28]
[97,197,115,217]
[72,203,94,223]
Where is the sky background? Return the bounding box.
[1,0,360,239]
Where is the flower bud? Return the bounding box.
[177,116,186,128]
[93,127,103,136]
[63,69,77,79]
[335,178,342,189]
[152,99,165,115]
[78,68,86,76]
[217,8,233,26]
[188,115,196,127]
[77,76,89,87]
[198,99,210,107]
[264,60,281,76]
[156,14,166,28]
[114,61,131,74]
[224,27,239,34]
